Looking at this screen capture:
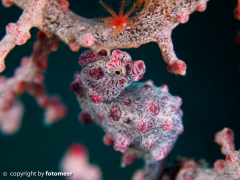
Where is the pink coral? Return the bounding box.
[0,0,208,75]
[60,143,102,180]
[0,31,67,134]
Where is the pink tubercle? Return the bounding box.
[141,84,153,91]
[108,105,122,121]
[183,160,198,170]
[45,103,67,123]
[136,119,152,133]
[177,126,184,135]
[50,42,59,51]
[15,30,30,45]
[73,71,81,79]
[59,0,69,10]
[36,58,48,71]
[69,43,81,52]
[78,111,92,125]
[6,23,17,36]
[119,78,126,85]
[113,137,131,153]
[70,81,82,92]
[20,57,30,67]
[167,59,187,76]
[108,58,119,67]
[88,90,104,103]
[221,128,234,142]
[160,84,169,93]
[146,101,160,116]
[78,50,97,67]
[112,50,123,59]
[2,0,14,7]
[6,23,30,45]
[121,151,136,167]
[69,143,87,157]
[89,67,104,80]
[103,134,113,146]
[132,60,146,81]
[53,104,67,120]
[34,73,44,84]
[182,172,196,180]
[162,119,174,131]
[196,2,207,12]
[151,146,169,161]
[214,159,225,171]
[37,95,49,108]
[61,143,101,180]
[161,96,169,101]
[146,80,153,86]
[177,11,189,24]
[226,151,239,163]
[15,81,27,93]
[144,139,154,150]
[81,33,95,47]
[175,96,182,106]
[28,84,45,96]
[91,94,104,103]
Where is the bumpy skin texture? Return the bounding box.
[78,81,184,159]
[78,49,146,103]
[0,0,208,75]
[71,50,184,180]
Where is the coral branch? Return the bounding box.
[214,128,240,180]
[1,0,208,75]
[60,143,102,180]
[0,100,23,135]
[160,128,240,180]
[0,0,47,72]
[0,31,67,134]
[214,127,235,155]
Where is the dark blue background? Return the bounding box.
[0,0,240,179]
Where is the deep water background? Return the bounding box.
[0,0,240,179]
